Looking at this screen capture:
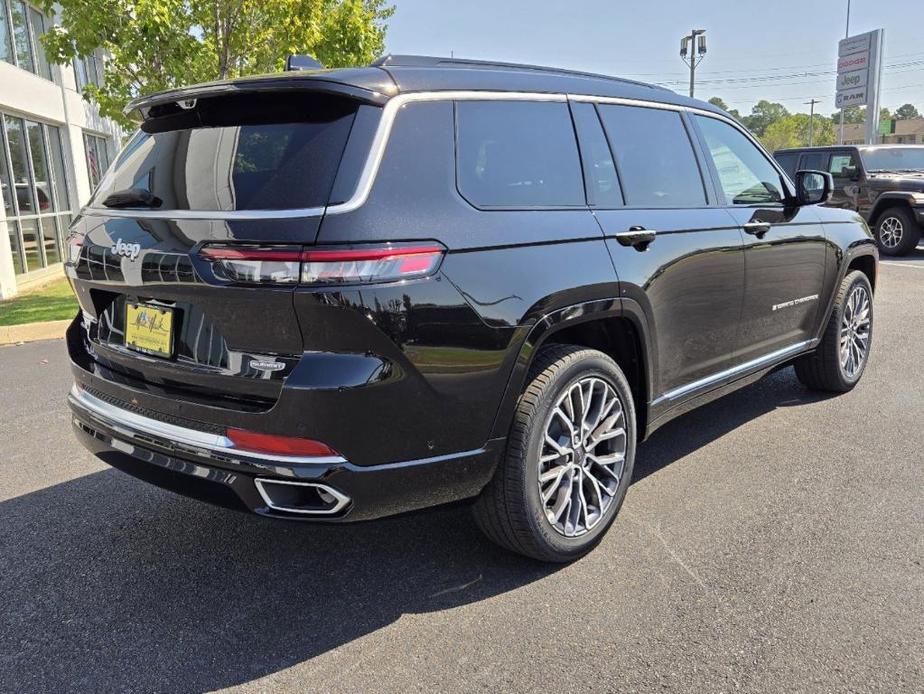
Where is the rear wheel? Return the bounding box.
[794,270,873,392]
[473,345,636,562]
[874,206,920,256]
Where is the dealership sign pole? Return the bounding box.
[836,29,884,144]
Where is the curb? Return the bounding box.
[0,319,71,345]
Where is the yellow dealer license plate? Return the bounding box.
[125,302,174,358]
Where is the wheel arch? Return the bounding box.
[869,192,919,225]
[847,253,878,293]
[489,298,655,443]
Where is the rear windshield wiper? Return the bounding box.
[101,187,163,209]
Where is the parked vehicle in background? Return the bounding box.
[65,56,878,562]
[775,145,924,256]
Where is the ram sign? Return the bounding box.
[836,29,884,143]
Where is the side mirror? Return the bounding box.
[795,170,833,205]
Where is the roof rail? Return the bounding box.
[370,54,667,91]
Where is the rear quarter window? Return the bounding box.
[455,100,585,208]
[92,93,358,211]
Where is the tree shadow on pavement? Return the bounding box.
[0,367,830,692]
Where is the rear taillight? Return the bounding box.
[300,245,444,285]
[226,427,340,458]
[199,243,444,286]
[199,245,302,284]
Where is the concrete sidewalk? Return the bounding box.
[0,319,70,345]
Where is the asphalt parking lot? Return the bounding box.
[1,252,922,693]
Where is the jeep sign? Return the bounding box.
[835,29,884,143]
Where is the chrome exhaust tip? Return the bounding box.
[254,478,351,515]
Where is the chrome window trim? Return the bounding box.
[653,339,817,406]
[82,88,782,221]
[70,384,347,465]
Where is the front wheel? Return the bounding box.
[794,270,873,392]
[473,345,636,562]
[874,206,921,256]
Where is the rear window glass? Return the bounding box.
[92,94,358,211]
[799,152,828,171]
[597,104,706,208]
[455,100,585,208]
[775,152,798,179]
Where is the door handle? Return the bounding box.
[614,226,657,249]
[743,221,772,238]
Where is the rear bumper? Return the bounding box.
[68,385,502,522]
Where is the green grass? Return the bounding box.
[0,277,78,326]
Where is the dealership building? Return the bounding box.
[0,0,121,298]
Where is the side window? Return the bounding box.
[597,104,706,207]
[570,102,622,207]
[455,100,585,208]
[799,151,828,171]
[828,152,858,178]
[695,115,783,205]
[774,152,798,180]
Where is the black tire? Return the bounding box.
[794,270,873,392]
[473,344,636,563]
[874,206,921,256]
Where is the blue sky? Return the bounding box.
[384,0,924,118]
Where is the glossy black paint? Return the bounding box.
[67,59,877,522]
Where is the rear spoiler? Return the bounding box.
[124,74,394,122]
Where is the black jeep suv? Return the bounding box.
[65,56,877,562]
[775,144,924,256]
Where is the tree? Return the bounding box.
[39,0,394,127]
[761,113,835,151]
[742,100,789,137]
[831,106,865,124]
[894,103,921,120]
[707,96,740,120]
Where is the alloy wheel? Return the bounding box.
[538,377,627,537]
[879,216,904,249]
[840,284,871,378]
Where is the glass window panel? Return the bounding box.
[28,7,51,80]
[20,219,41,271]
[41,216,59,264]
[74,56,88,90]
[774,152,798,180]
[0,121,14,217]
[7,223,24,274]
[27,120,53,212]
[571,102,623,207]
[10,1,33,73]
[0,0,13,64]
[456,101,585,208]
[695,115,783,205]
[799,152,828,171]
[598,104,706,208]
[828,153,858,178]
[47,126,71,211]
[4,115,35,213]
[84,133,101,190]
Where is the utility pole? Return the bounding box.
[680,29,707,99]
[805,99,820,146]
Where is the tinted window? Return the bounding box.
[571,102,622,207]
[92,94,357,211]
[696,115,783,204]
[456,101,584,207]
[828,152,858,177]
[775,152,798,179]
[799,152,828,171]
[597,105,705,207]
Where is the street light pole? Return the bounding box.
[805,98,820,146]
[838,0,851,144]
[680,29,707,99]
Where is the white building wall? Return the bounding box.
[0,41,121,298]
